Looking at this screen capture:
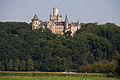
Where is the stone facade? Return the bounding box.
[32,7,81,36]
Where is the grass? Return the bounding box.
[0,71,120,80]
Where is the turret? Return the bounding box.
[65,15,68,29]
[53,7,58,16]
[57,15,59,21]
[32,14,40,30]
[77,20,79,24]
[60,14,62,17]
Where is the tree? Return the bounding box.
[0,61,5,70]
[19,60,26,71]
[6,59,13,71]
[64,31,72,38]
[116,58,120,75]
[26,58,34,71]
[13,59,20,71]
[34,60,42,71]
[0,22,120,72]
[77,65,93,73]
[85,51,95,64]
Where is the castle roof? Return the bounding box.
[70,22,80,26]
[40,22,47,26]
[54,22,64,26]
[32,14,39,20]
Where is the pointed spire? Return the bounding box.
[50,14,52,20]
[77,19,79,24]
[33,14,38,20]
[65,14,68,22]
[60,14,62,17]
[50,14,52,17]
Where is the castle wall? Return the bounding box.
[70,26,81,35]
[54,25,64,34]
[32,20,40,29]
[50,16,62,22]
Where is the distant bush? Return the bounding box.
[77,62,117,74]
[77,65,93,73]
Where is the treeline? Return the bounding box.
[0,22,120,72]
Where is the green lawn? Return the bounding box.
[0,76,120,80]
[0,71,119,80]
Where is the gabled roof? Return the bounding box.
[40,22,47,26]
[70,22,80,26]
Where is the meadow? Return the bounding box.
[0,71,120,80]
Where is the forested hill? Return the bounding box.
[0,22,120,72]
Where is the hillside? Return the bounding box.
[0,22,120,72]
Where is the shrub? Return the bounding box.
[77,62,117,73]
[77,65,93,73]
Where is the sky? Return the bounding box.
[0,0,120,26]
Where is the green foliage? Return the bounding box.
[64,30,72,38]
[77,65,93,73]
[116,58,120,76]
[0,61,5,70]
[34,60,42,71]
[6,59,13,71]
[78,62,117,74]
[0,22,120,72]
[92,63,117,73]
[26,54,34,71]
[26,58,34,71]
[13,59,20,71]
[19,60,26,71]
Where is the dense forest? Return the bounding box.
[0,22,120,72]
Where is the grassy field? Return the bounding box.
[0,71,119,80]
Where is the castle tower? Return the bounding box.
[65,15,68,30]
[50,7,62,22]
[53,7,58,16]
[32,14,40,29]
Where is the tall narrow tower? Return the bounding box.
[53,7,58,16]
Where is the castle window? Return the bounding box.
[33,26,35,29]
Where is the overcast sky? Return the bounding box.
[0,0,120,26]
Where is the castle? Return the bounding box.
[32,7,81,36]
